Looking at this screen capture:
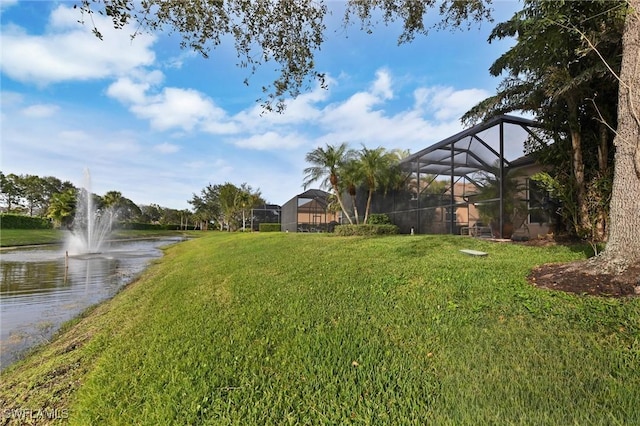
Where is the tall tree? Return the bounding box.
[21,175,46,216]
[462,0,624,241]
[303,143,354,224]
[0,172,24,212]
[356,146,401,224]
[41,176,76,218]
[47,188,77,229]
[215,182,263,231]
[599,0,640,271]
[189,184,223,230]
[339,155,363,225]
[139,204,162,224]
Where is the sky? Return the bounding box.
[1,0,523,210]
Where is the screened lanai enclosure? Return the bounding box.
[360,115,550,238]
[281,189,340,232]
[250,204,281,231]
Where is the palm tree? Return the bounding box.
[357,146,400,224]
[47,188,77,229]
[102,190,124,230]
[303,143,354,224]
[339,157,363,224]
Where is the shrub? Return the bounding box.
[259,223,281,232]
[367,214,392,225]
[334,224,399,236]
[0,213,52,229]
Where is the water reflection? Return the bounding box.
[0,238,182,369]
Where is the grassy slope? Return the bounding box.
[1,233,638,425]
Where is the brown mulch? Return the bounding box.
[520,236,640,297]
[515,236,640,297]
[528,260,640,297]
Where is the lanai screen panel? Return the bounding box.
[395,115,546,236]
[403,115,542,180]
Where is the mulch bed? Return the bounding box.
[528,260,640,297]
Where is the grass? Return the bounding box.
[1,233,638,424]
[0,228,64,247]
[0,228,203,247]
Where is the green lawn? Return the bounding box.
[1,233,638,425]
[0,228,203,247]
[0,228,65,247]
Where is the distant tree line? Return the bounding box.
[0,171,270,232]
[189,182,266,231]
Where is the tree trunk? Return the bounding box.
[598,122,609,173]
[567,97,590,234]
[332,184,353,225]
[364,189,373,224]
[349,188,360,225]
[595,122,610,241]
[598,2,640,270]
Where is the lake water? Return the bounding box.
[0,238,183,369]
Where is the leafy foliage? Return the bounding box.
[303,143,355,224]
[0,213,52,229]
[334,223,399,236]
[47,188,77,228]
[258,223,281,232]
[0,172,76,217]
[462,0,623,243]
[190,182,264,231]
[304,143,406,225]
[367,213,392,225]
[79,0,492,112]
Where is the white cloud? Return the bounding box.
[311,74,489,153]
[0,5,156,85]
[21,104,59,118]
[230,131,307,150]
[107,76,239,134]
[58,129,90,141]
[154,143,180,154]
[233,80,331,131]
[184,160,207,169]
[0,0,18,11]
[414,87,489,121]
[132,87,226,132]
[371,69,393,100]
[106,78,151,105]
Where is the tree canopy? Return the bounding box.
[79,0,492,111]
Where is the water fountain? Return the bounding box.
[1,169,183,368]
[66,169,115,255]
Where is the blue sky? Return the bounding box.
[1,0,522,209]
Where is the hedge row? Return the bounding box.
[0,214,52,229]
[259,223,281,232]
[334,224,399,236]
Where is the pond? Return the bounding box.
[0,237,183,369]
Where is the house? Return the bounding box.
[280,189,340,232]
[360,114,556,238]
